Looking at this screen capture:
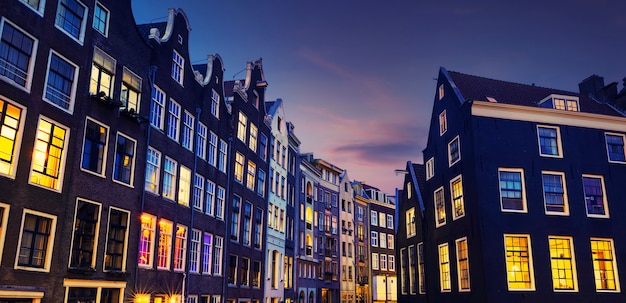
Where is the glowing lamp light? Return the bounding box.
[134,294,150,303]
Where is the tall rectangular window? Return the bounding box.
[92,3,109,36]
[418,243,425,294]
[202,232,212,274]
[193,174,204,211]
[207,131,217,167]
[113,133,135,186]
[259,133,267,161]
[205,180,215,216]
[257,169,266,197]
[406,207,416,237]
[0,19,37,90]
[372,253,379,270]
[380,254,387,270]
[242,202,252,246]
[81,118,108,176]
[216,186,225,219]
[542,171,568,215]
[89,47,114,98]
[371,210,378,226]
[145,147,160,194]
[537,125,562,157]
[246,161,256,190]
[120,67,141,112]
[450,175,464,220]
[178,165,191,206]
[590,238,619,291]
[138,214,155,267]
[69,199,100,269]
[30,117,68,191]
[237,112,247,142]
[218,139,227,173]
[171,50,184,85]
[0,98,24,178]
[167,99,180,141]
[157,219,173,270]
[548,236,577,291]
[499,168,526,212]
[150,85,165,130]
[241,257,250,286]
[213,236,223,275]
[196,122,207,160]
[448,136,460,166]
[504,234,534,290]
[439,110,447,135]
[234,152,244,183]
[231,195,241,241]
[438,243,451,292]
[105,207,129,272]
[456,237,470,291]
[583,175,609,217]
[605,133,626,163]
[228,254,238,285]
[162,157,177,200]
[181,111,194,151]
[44,51,77,112]
[426,157,434,180]
[210,89,219,118]
[249,123,257,152]
[434,187,445,227]
[400,248,407,294]
[371,231,378,247]
[173,225,187,271]
[17,210,57,270]
[253,206,262,249]
[55,0,87,42]
[253,260,261,287]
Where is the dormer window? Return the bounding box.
[538,94,579,112]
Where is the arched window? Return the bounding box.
[299,291,305,303]
[306,234,313,256]
[309,291,315,303]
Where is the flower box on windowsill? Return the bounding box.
[68,266,97,275]
[120,108,148,124]
[91,92,123,108]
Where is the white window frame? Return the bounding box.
[406,207,416,238]
[162,156,177,201]
[371,231,378,247]
[210,89,219,118]
[503,234,535,291]
[448,135,460,167]
[0,18,38,92]
[450,174,464,220]
[438,242,451,292]
[548,235,578,292]
[28,115,70,192]
[455,237,471,292]
[605,132,626,164]
[112,132,136,187]
[103,206,129,272]
[150,85,165,130]
[138,213,156,268]
[92,2,109,36]
[372,253,379,270]
[498,168,527,213]
[425,157,434,180]
[15,209,57,272]
[542,171,569,216]
[145,147,161,194]
[167,99,181,142]
[590,237,620,292]
[193,174,204,211]
[582,174,610,218]
[537,125,563,158]
[171,50,184,85]
[434,186,445,228]
[0,97,26,179]
[439,110,447,135]
[205,180,215,216]
[438,84,444,100]
[370,210,378,226]
[54,0,88,45]
[68,198,101,270]
[178,165,191,206]
[157,219,173,270]
[19,0,47,16]
[173,224,187,272]
[181,110,194,151]
[196,122,207,160]
[43,50,79,113]
[0,202,9,265]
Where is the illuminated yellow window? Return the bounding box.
[450,175,464,219]
[591,238,620,291]
[456,237,470,291]
[0,99,24,177]
[549,236,577,291]
[157,219,173,269]
[434,187,445,227]
[138,214,155,267]
[178,165,191,206]
[438,243,451,292]
[30,117,68,190]
[504,234,534,290]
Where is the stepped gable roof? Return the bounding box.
[136,22,167,43]
[447,70,623,117]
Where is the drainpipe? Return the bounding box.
[184,107,201,302]
[222,135,234,300]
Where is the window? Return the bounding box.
[0,98,25,178]
[241,257,250,286]
[16,210,57,271]
[89,48,115,100]
[44,51,78,112]
[504,234,534,290]
[0,19,36,90]
[69,199,100,269]
[418,243,425,294]
[606,133,626,163]
[253,207,263,249]
[448,136,460,166]
[216,186,225,219]
[590,238,619,291]
[242,202,252,246]
[387,234,394,249]
[138,214,155,267]
[205,180,215,216]
[389,255,395,271]
[218,139,227,173]
[227,255,237,284]
[386,214,393,229]
[55,0,87,43]
[450,175,464,220]
[370,210,378,226]
[371,231,378,247]
[499,168,526,212]
[426,157,434,180]
[259,133,268,161]
[257,169,266,197]
[253,260,261,287]
[181,111,194,151]
[196,122,207,159]
[537,125,562,157]
[210,89,219,118]
[20,0,46,15]
[193,174,204,211]
[178,165,191,206]
[237,112,247,142]
[438,84,444,100]
[157,219,173,270]
[380,254,387,271]
[548,236,577,291]
[113,133,136,186]
[104,207,129,272]
[202,232,212,274]
[434,187,445,227]
[379,232,387,248]
[246,161,256,190]
[208,131,218,166]
[29,116,69,191]
[171,50,184,85]
[162,157,177,200]
[80,118,108,176]
[173,225,187,271]
[150,85,165,130]
[438,243,451,292]
[542,171,568,215]
[65,284,122,303]
[406,207,416,237]
[456,237,470,291]
[372,253,379,270]
[145,147,161,194]
[167,99,181,141]
[553,97,579,111]
[439,110,447,135]
[249,123,257,151]
[231,195,241,241]
[92,2,109,36]
[583,175,609,217]
[234,152,244,183]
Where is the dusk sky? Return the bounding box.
[131,0,626,194]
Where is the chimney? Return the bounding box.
[579,75,606,101]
